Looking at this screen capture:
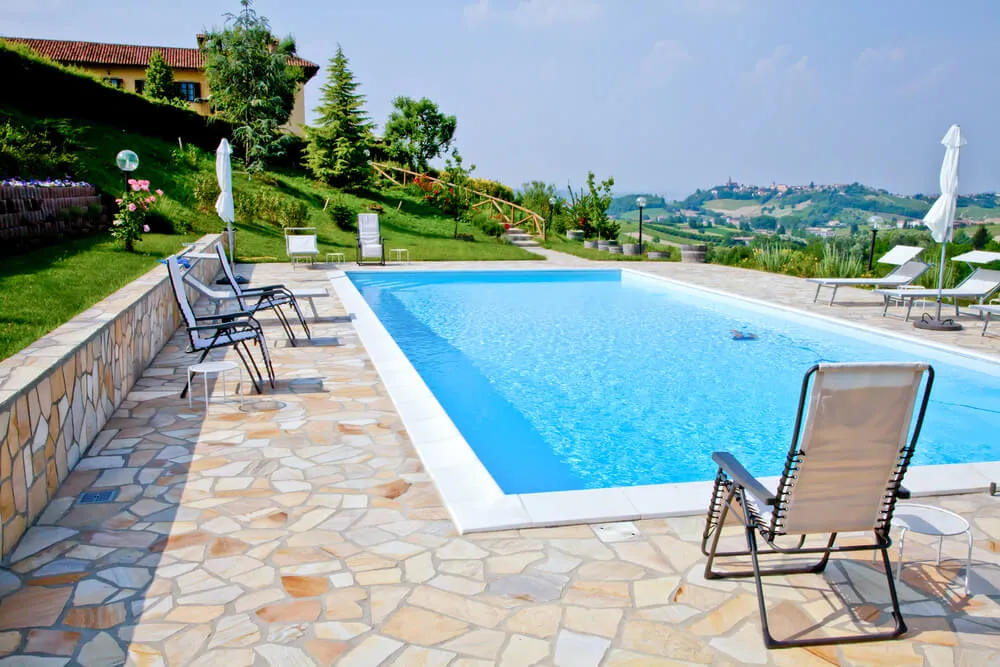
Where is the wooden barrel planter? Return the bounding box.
[566,230,584,241]
[584,239,598,249]
[680,244,707,263]
[647,251,666,259]
[622,243,639,256]
[597,240,610,251]
[608,245,623,254]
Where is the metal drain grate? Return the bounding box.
[78,489,118,505]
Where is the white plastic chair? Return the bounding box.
[285,227,319,269]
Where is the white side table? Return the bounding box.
[326,252,346,266]
[390,248,410,264]
[894,503,973,595]
[187,360,243,410]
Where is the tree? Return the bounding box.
[383,97,456,172]
[567,172,615,239]
[972,224,991,250]
[144,50,178,101]
[303,45,373,188]
[203,0,305,173]
[520,181,559,217]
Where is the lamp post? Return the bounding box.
[547,196,556,241]
[867,215,883,271]
[115,149,139,192]
[636,196,647,254]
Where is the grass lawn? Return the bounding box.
[541,235,678,261]
[0,233,196,360]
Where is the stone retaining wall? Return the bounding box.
[0,234,224,558]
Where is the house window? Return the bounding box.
[176,81,201,101]
[134,79,145,94]
[102,77,124,89]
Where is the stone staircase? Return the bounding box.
[503,228,539,247]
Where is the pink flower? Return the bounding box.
[155,189,163,196]
[143,224,150,233]
[147,196,156,203]
[139,180,150,191]
[127,178,137,186]
[130,182,140,191]
[115,198,122,204]
[127,203,137,212]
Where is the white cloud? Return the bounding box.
[898,63,949,95]
[856,46,906,71]
[642,39,693,83]
[743,46,811,83]
[464,0,602,28]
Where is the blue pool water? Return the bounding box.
[350,270,1000,494]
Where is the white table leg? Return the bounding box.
[896,528,908,582]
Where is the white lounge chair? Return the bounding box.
[702,362,934,649]
[971,304,1000,335]
[808,260,929,305]
[285,227,319,269]
[876,268,1000,321]
[357,214,385,265]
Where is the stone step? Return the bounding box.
[510,239,539,247]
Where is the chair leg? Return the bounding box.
[253,336,276,387]
[905,299,914,321]
[813,284,822,303]
[984,312,992,336]
[234,342,263,394]
[829,285,838,306]
[288,298,312,339]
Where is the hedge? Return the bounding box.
[0,44,231,151]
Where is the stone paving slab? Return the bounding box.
[0,259,996,666]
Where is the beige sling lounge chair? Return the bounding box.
[701,362,934,649]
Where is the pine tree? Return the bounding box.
[144,50,177,101]
[303,45,373,188]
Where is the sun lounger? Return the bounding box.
[702,362,934,648]
[807,260,929,305]
[357,214,385,265]
[971,303,1000,335]
[876,268,1000,321]
[166,255,275,396]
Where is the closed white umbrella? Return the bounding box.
[916,124,965,330]
[215,138,235,265]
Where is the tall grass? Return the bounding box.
[752,245,793,273]
[818,244,865,278]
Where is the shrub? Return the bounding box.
[171,143,200,167]
[0,117,82,179]
[284,199,309,228]
[818,244,865,278]
[466,177,514,202]
[328,202,356,231]
[111,178,163,251]
[191,171,219,211]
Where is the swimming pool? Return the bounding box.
[348,269,1000,496]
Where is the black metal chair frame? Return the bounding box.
[700,364,934,649]
[215,243,312,346]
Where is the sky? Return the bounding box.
[3,0,998,199]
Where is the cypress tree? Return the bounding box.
[144,50,177,101]
[304,45,372,188]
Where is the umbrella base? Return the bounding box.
[913,314,962,331]
[216,276,249,285]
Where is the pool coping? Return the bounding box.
[329,266,1000,533]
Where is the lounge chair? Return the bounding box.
[876,268,1000,321]
[702,362,934,649]
[285,227,319,268]
[970,303,1000,335]
[214,242,313,346]
[166,255,275,397]
[357,214,385,265]
[808,261,929,305]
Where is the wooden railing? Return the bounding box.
[370,162,545,236]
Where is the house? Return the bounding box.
[4,35,319,135]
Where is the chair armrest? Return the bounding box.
[194,311,256,322]
[187,321,255,333]
[897,485,911,500]
[712,452,777,506]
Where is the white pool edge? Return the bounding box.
[330,267,1000,534]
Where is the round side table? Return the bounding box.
[390,248,410,264]
[893,503,973,595]
[326,252,346,266]
[187,360,243,410]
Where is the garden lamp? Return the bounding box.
[637,196,647,253]
[867,215,883,271]
[115,149,139,190]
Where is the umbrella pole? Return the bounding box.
[935,240,947,321]
[228,223,235,266]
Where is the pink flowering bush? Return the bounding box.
[111,178,161,251]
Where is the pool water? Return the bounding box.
[350,270,1000,494]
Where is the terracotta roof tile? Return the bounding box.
[3,37,318,77]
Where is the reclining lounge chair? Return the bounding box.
[876,268,1000,321]
[808,260,929,305]
[357,214,385,265]
[167,255,275,397]
[215,243,314,346]
[701,362,934,649]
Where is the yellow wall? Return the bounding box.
[78,64,308,135]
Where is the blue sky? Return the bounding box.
[3,0,998,198]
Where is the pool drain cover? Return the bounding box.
[78,489,119,505]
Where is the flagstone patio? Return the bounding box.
[0,257,997,666]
